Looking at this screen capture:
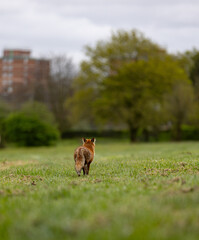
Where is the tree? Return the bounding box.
[94,58,190,141]
[176,49,199,100]
[176,49,198,76]
[0,100,12,147]
[69,29,189,141]
[68,30,167,129]
[47,55,77,133]
[164,82,196,140]
[190,52,199,100]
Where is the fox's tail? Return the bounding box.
[75,148,85,176]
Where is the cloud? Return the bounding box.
[0,0,199,64]
[0,0,112,63]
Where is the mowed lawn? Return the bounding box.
[0,140,199,240]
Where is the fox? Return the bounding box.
[74,138,96,176]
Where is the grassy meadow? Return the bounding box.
[0,139,199,240]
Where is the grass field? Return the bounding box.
[0,139,199,240]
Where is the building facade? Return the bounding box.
[0,49,50,102]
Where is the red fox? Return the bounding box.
[74,138,96,176]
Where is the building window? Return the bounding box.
[8,80,13,85]
[8,65,13,71]
[3,65,8,70]
[2,72,8,77]
[2,79,12,85]
[2,80,7,85]
[7,86,13,93]
[8,59,13,63]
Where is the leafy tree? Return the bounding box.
[94,57,190,141]
[176,49,199,100]
[164,82,195,140]
[69,29,190,141]
[176,49,198,76]
[190,52,199,100]
[0,100,12,147]
[68,30,167,129]
[0,100,11,122]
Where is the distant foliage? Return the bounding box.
[0,101,12,148]
[181,125,199,141]
[20,101,56,126]
[4,113,59,146]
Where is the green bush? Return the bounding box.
[20,101,56,126]
[181,125,199,140]
[4,113,59,146]
[0,100,12,148]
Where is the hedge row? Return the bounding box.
[62,126,199,141]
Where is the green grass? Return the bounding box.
[0,139,199,240]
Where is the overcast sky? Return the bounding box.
[0,0,199,65]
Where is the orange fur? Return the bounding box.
[74,138,96,176]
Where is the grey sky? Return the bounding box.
[0,0,199,64]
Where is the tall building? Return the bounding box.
[0,49,50,102]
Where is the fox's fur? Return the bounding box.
[74,138,96,176]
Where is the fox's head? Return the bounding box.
[82,138,96,148]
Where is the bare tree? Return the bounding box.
[47,55,77,133]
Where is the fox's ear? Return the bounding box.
[91,138,96,143]
[82,138,86,143]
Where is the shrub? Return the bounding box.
[181,125,199,140]
[20,101,57,126]
[4,113,59,146]
[0,101,12,148]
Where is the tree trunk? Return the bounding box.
[174,121,182,141]
[0,134,5,148]
[129,125,138,142]
[143,129,150,142]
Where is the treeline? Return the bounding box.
[1,29,199,145]
[66,30,199,142]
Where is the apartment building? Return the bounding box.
[0,49,50,99]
